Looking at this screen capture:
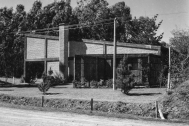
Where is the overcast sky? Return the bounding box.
[0,0,188,43]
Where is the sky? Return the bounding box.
[0,0,188,43]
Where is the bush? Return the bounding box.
[90,80,98,88]
[38,73,52,95]
[72,80,80,88]
[115,79,122,89]
[72,78,89,88]
[51,73,65,86]
[105,79,113,88]
[121,75,135,94]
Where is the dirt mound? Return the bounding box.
[161,80,189,120]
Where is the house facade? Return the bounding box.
[24,24,163,86]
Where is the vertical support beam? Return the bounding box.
[74,56,76,80]
[167,46,171,90]
[103,43,107,55]
[103,43,107,81]
[104,56,107,81]
[45,38,47,58]
[24,36,27,80]
[96,57,98,81]
[44,38,47,74]
[147,55,151,87]
[44,61,47,75]
[81,57,84,82]
[113,18,117,90]
[68,41,70,77]
[59,24,69,80]
[138,58,142,84]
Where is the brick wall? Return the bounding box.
[47,62,59,76]
[69,42,104,57]
[27,38,45,59]
[106,45,159,54]
[69,40,160,57]
[47,39,59,58]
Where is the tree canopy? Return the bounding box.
[73,0,163,45]
[170,29,189,56]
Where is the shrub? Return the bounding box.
[72,80,80,88]
[115,79,122,89]
[38,73,51,95]
[121,75,135,94]
[72,78,88,88]
[52,73,65,86]
[90,80,98,88]
[105,79,113,88]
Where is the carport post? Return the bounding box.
[113,18,117,90]
[167,46,171,91]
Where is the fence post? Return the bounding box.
[91,98,93,112]
[155,101,158,118]
[42,96,44,107]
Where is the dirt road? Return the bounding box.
[0,107,187,126]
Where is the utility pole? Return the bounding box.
[167,46,171,90]
[113,18,117,90]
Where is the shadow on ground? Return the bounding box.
[127,93,162,96]
[45,93,62,95]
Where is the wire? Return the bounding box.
[20,21,115,34]
[16,18,117,34]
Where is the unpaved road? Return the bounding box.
[0,107,187,126]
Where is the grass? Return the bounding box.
[160,80,189,120]
[0,83,166,103]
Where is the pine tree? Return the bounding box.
[117,55,133,94]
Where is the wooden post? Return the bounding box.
[42,96,44,107]
[13,77,15,84]
[113,18,117,90]
[155,101,158,118]
[91,98,93,111]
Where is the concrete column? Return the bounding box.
[59,24,69,80]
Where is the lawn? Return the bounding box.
[0,83,166,103]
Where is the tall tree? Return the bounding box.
[0,5,25,77]
[74,0,162,44]
[74,0,111,40]
[27,0,77,30]
[169,29,189,88]
[126,15,163,45]
[170,29,189,56]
